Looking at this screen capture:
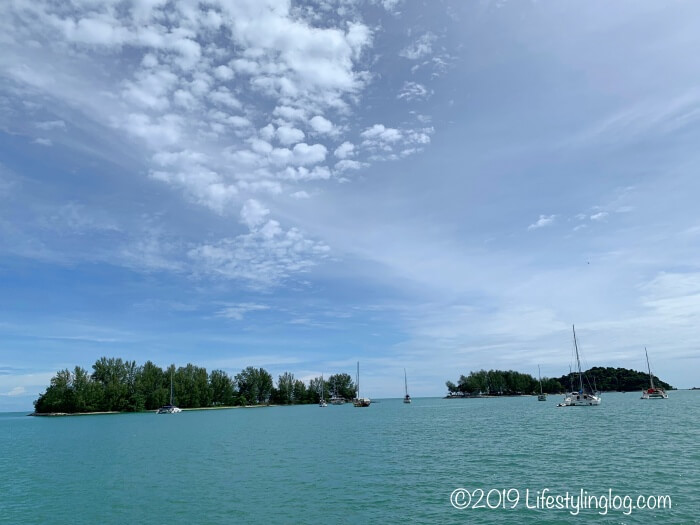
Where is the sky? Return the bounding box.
[1,0,699,411]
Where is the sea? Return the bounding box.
[1,391,698,524]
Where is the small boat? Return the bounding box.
[353,361,371,407]
[537,365,547,401]
[319,374,328,407]
[557,326,601,407]
[157,370,182,414]
[641,348,668,399]
[403,368,411,403]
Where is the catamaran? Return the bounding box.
[557,325,601,407]
[403,368,411,404]
[157,370,182,414]
[641,348,668,399]
[537,365,547,401]
[353,361,371,407]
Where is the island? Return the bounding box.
[445,367,673,397]
[32,357,358,415]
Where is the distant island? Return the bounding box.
[32,357,357,415]
[445,367,673,397]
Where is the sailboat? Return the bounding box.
[403,368,411,403]
[319,374,328,407]
[557,325,601,407]
[641,348,668,399]
[353,361,371,407]
[537,365,547,401]
[157,369,182,414]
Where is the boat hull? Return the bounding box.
[557,392,601,407]
[641,389,668,399]
[156,405,182,414]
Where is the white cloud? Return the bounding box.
[279,166,331,181]
[33,138,53,146]
[590,212,609,221]
[528,215,556,230]
[240,199,270,229]
[335,159,366,171]
[290,190,310,199]
[398,81,431,101]
[360,124,433,158]
[216,303,269,320]
[276,125,306,145]
[189,224,330,288]
[309,115,336,135]
[273,106,307,122]
[400,33,436,60]
[208,88,242,110]
[214,65,234,81]
[334,141,355,159]
[271,143,327,166]
[361,124,402,143]
[2,386,26,397]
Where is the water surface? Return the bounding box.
[2,392,698,524]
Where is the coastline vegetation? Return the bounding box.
[445,367,673,396]
[33,357,357,414]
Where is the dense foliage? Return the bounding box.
[446,367,672,396]
[33,357,356,414]
[555,366,672,392]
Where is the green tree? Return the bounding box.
[209,369,236,406]
[327,373,355,400]
[236,367,273,405]
[293,379,308,403]
[136,361,168,410]
[276,372,295,405]
[91,357,132,411]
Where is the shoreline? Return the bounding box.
[29,404,277,417]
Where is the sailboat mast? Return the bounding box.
[404,368,408,397]
[356,361,360,399]
[538,365,543,394]
[573,325,583,392]
[645,348,655,389]
[170,369,174,405]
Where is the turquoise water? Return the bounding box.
[2,392,698,524]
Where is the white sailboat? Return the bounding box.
[353,361,371,407]
[319,374,328,407]
[403,368,412,404]
[557,325,601,407]
[329,378,345,404]
[641,348,668,399]
[157,369,182,414]
[537,365,547,401]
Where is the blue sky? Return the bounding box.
[1,0,699,410]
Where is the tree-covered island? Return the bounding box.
[33,357,358,414]
[445,367,673,397]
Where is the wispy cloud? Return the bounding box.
[398,81,432,101]
[216,303,269,321]
[527,215,556,230]
[400,33,436,60]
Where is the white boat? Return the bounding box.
[537,365,547,401]
[557,326,601,407]
[641,348,668,399]
[403,368,411,403]
[319,374,328,407]
[157,370,182,414]
[353,361,371,407]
